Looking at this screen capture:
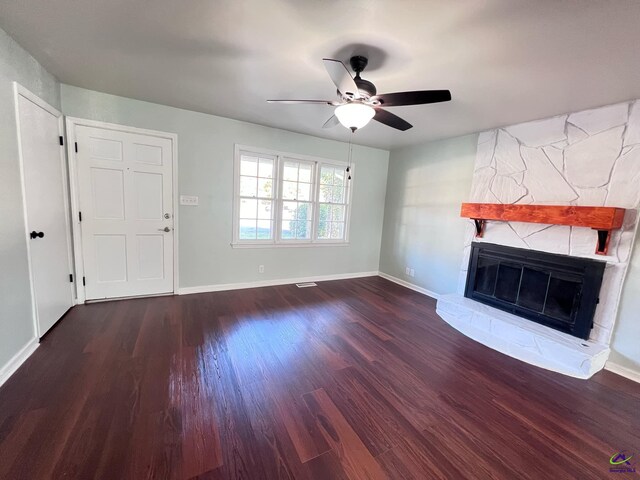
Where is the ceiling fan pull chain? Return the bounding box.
[347,131,353,180]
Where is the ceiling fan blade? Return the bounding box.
[267,99,338,105]
[322,115,340,129]
[373,108,413,131]
[372,90,451,107]
[323,59,359,98]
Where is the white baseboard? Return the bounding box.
[0,337,38,388]
[605,361,640,384]
[178,271,379,295]
[377,271,440,300]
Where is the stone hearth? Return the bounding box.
[437,294,609,378]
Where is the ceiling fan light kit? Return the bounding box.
[267,55,452,132]
[335,103,376,131]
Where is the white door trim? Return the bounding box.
[13,83,75,337]
[65,117,179,303]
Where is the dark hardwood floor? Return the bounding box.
[0,276,638,479]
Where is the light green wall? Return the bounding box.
[379,135,478,294]
[379,133,640,376]
[609,237,640,372]
[61,85,389,288]
[0,27,60,370]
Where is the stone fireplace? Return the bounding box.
[436,100,640,378]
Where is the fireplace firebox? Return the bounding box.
[465,242,606,340]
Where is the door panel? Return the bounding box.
[136,235,165,279]
[16,90,74,337]
[75,125,174,300]
[94,234,128,282]
[134,171,163,220]
[91,167,125,219]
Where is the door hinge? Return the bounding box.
[79,211,82,222]
[82,276,86,286]
[75,142,78,153]
[59,136,64,146]
[69,274,73,283]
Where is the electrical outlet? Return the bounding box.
[258,265,265,274]
[409,268,415,277]
[180,195,199,206]
[405,267,410,275]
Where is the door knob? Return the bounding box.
[30,231,44,239]
[158,227,171,232]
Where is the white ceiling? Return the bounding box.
[2,0,640,150]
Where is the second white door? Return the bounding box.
[73,123,175,300]
[16,85,74,336]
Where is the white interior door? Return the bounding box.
[15,85,74,337]
[74,124,174,300]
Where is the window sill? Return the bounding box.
[231,242,350,249]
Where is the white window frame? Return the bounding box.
[234,150,278,244]
[232,144,353,248]
[315,162,352,244]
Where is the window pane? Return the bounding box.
[332,205,345,221]
[239,219,257,239]
[334,169,345,186]
[320,166,333,185]
[257,220,272,239]
[240,176,257,197]
[240,156,258,176]
[319,204,330,222]
[332,186,345,203]
[239,198,257,218]
[283,162,298,181]
[296,203,311,221]
[330,222,344,239]
[319,184,332,202]
[281,221,295,239]
[257,200,272,219]
[297,183,311,201]
[317,221,329,239]
[282,181,297,200]
[258,158,273,178]
[282,201,297,220]
[299,163,312,183]
[258,178,273,198]
[297,221,312,239]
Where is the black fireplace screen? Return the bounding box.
[465,242,605,340]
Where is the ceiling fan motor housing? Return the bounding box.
[344,56,376,99]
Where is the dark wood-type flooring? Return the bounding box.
[1,276,639,479]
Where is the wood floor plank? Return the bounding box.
[323,367,399,457]
[269,383,331,463]
[302,388,387,480]
[181,346,223,479]
[242,378,311,480]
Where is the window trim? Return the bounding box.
[232,144,354,248]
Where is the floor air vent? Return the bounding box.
[296,282,317,288]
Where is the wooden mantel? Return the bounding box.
[460,203,626,255]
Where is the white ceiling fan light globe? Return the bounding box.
[334,103,375,131]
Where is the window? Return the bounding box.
[280,158,314,241]
[233,146,352,247]
[318,165,347,240]
[237,153,275,240]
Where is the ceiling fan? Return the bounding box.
[267,56,451,132]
